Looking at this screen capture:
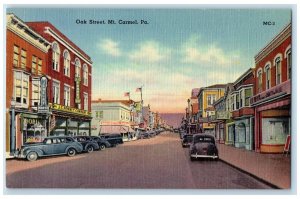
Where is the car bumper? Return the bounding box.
[182,143,190,147]
[190,153,218,159]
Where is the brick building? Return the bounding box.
[26,21,93,137]
[250,22,291,153]
[6,13,51,156]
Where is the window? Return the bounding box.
[38,58,42,75]
[236,94,240,109]
[52,80,60,104]
[32,56,37,74]
[244,88,252,106]
[257,69,263,92]
[13,45,19,67]
[230,95,235,111]
[52,42,60,71]
[265,65,271,89]
[83,93,88,111]
[83,64,88,86]
[275,57,281,85]
[63,50,70,77]
[287,50,291,79]
[96,111,103,119]
[21,49,27,68]
[64,85,70,106]
[240,90,244,108]
[207,94,216,106]
[75,58,81,78]
[32,78,40,107]
[14,71,29,106]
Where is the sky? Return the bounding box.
[6,7,291,113]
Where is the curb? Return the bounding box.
[219,158,280,189]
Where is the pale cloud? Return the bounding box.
[129,41,171,64]
[182,36,241,67]
[98,39,121,57]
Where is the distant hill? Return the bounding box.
[160,113,185,128]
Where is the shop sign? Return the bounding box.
[50,103,91,116]
[75,77,81,104]
[38,76,49,114]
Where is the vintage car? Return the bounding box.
[15,136,83,161]
[90,136,112,150]
[189,134,218,161]
[73,136,100,153]
[181,134,194,148]
[99,133,124,146]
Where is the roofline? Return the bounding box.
[233,68,254,87]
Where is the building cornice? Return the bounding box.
[7,14,51,53]
[254,23,291,64]
[45,27,93,66]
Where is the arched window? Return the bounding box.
[52,42,60,71]
[63,50,70,77]
[257,68,263,92]
[285,46,291,80]
[83,64,88,86]
[275,57,282,85]
[75,58,81,78]
[264,62,271,90]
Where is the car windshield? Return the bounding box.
[194,136,214,144]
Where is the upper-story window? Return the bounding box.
[32,78,40,107]
[236,93,240,109]
[63,50,70,77]
[207,94,216,106]
[52,42,60,71]
[257,68,263,92]
[264,63,271,90]
[13,45,19,67]
[52,80,60,104]
[286,49,291,79]
[64,84,70,107]
[38,58,42,75]
[244,88,252,106]
[14,71,29,107]
[83,64,88,86]
[275,57,282,85]
[31,56,37,74]
[21,49,27,68]
[230,94,235,111]
[75,58,81,78]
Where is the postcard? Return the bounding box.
[4,6,293,192]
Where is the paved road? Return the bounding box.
[6,132,272,189]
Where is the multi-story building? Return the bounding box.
[6,13,51,156]
[91,99,136,141]
[231,68,255,150]
[26,21,93,137]
[197,84,227,135]
[250,22,291,153]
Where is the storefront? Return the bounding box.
[234,117,254,150]
[49,103,92,136]
[225,121,235,146]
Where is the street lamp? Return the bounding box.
[10,97,16,155]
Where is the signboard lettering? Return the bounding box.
[38,76,49,114]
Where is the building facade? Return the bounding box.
[6,13,51,156]
[251,23,291,153]
[197,84,226,136]
[26,21,93,137]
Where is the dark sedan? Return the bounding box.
[99,133,123,146]
[15,136,83,161]
[90,136,111,150]
[189,134,218,161]
[182,134,194,148]
[73,136,100,153]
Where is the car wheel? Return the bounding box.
[87,145,94,153]
[26,151,38,161]
[67,148,76,157]
[99,144,106,150]
[190,156,196,161]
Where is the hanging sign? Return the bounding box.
[38,76,49,114]
[75,77,81,104]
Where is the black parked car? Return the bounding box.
[182,134,194,148]
[15,136,83,161]
[100,133,123,146]
[138,131,151,139]
[189,134,218,161]
[179,130,186,139]
[90,136,111,150]
[73,136,100,153]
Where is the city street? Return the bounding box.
[6,132,272,189]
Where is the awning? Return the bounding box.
[100,125,135,134]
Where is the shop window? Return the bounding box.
[13,45,19,67]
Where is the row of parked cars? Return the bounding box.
[137,128,164,139]
[178,129,219,161]
[15,134,124,161]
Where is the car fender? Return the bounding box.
[23,148,44,157]
[65,145,82,153]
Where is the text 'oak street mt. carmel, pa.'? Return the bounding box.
[76,19,149,25]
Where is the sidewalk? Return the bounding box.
[217,143,291,189]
